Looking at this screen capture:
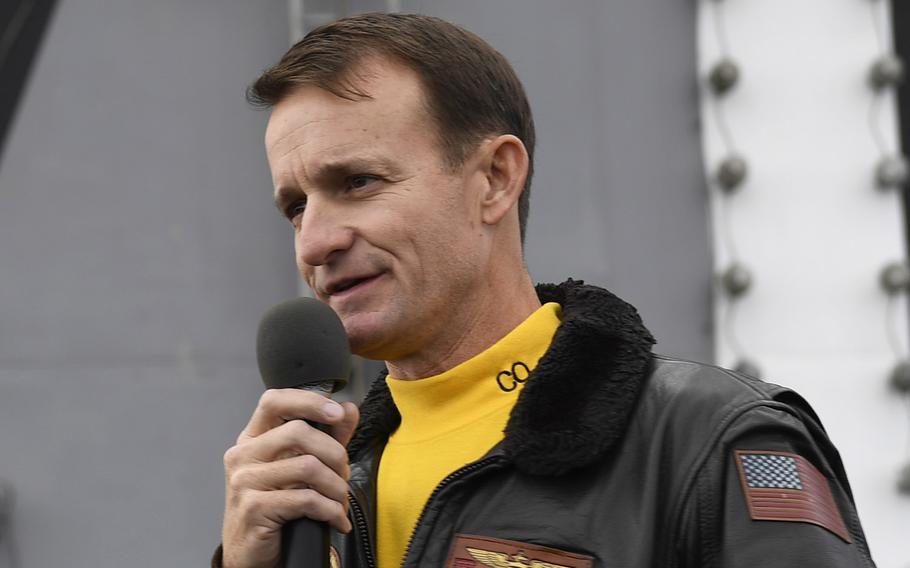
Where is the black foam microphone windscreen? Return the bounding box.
[256,296,351,394]
[256,297,351,568]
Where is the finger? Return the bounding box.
[237,419,350,478]
[241,389,346,439]
[329,402,360,447]
[230,454,350,504]
[253,488,353,533]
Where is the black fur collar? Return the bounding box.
[347,279,656,476]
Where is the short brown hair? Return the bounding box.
[248,12,535,243]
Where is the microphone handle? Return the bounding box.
[282,381,337,568]
[283,517,329,568]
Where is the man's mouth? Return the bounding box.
[325,273,383,297]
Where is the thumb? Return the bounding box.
[329,401,360,447]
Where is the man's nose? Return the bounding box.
[295,198,355,267]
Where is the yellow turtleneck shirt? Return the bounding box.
[376,302,562,568]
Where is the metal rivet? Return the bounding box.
[722,263,752,297]
[709,59,740,95]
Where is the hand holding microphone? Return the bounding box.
[221,298,358,568]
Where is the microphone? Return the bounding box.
[256,297,351,568]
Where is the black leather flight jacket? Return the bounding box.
[333,280,876,568]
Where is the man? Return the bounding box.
[217,12,875,568]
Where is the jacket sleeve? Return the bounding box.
[683,402,876,568]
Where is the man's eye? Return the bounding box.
[288,201,306,220]
[347,175,379,191]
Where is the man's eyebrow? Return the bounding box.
[273,186,296,215]
[310,156,394,181]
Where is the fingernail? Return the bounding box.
[323,402,343,419]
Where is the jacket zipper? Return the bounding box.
[400,455,505,567]
[348,492,377,568]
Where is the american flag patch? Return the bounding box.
[735,450,851,543]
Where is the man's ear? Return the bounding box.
[478,134,529,226]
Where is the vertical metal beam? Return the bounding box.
[288,0,305,44]
[0,0,59,168]
[893,0,910,252]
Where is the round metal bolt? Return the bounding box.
[722,263,752,297]
[875,155,910,191]
[898,462,910,495]
[880,262,910,294]
[869,54,905,90]
[716,155,748,193]
[891,360,910,393]
[709,59,740,95]
[734,359,762,380]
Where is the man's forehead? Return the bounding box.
[264,57,429,151]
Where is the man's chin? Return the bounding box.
[339,314,394,359]
[347,336,395,361]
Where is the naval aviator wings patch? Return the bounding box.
[446,534,593,568]
[734,450,851,543]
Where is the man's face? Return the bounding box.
[265,59,490,360]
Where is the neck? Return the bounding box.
[385,269,541,380]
